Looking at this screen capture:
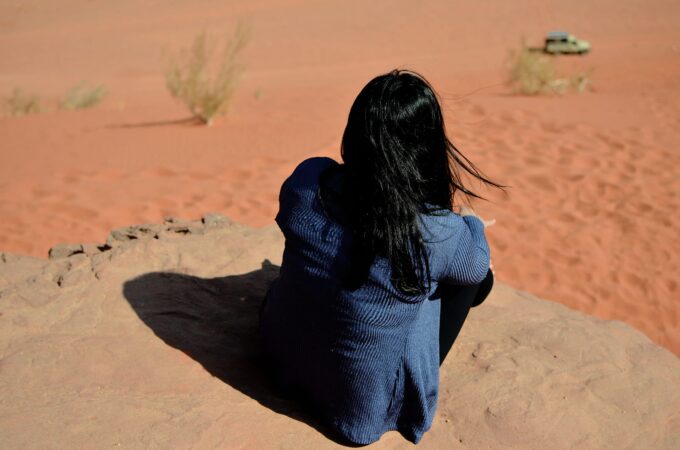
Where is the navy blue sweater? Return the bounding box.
[258,157,490,444]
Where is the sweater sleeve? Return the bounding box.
[274,156,338,232]
[440,215,490,285]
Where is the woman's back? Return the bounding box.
[258,156,490,445]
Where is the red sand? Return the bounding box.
[1,0,679,355]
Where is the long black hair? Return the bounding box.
[333,69,503,295]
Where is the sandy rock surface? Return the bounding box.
[1,214,678,449]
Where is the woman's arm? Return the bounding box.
[274,157,338,233]
[440,211,491,285]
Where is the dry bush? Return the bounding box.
[165,21,251,126]
[61,82,107,110]
[507,40,556,95]
[5,88,42,116]
[507,39,592,95]
[571,70,594,93]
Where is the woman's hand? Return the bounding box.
[459,205,496,228]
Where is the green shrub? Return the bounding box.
[164,21,251,126]
[61,82,107,110]
[5,88,42,116]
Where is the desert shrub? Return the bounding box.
[5,88,42,116]
[164,21,251,126]
[507,39,593,95]
[507,40,557,95]
[61,82,107,110]
[571,70,593,93]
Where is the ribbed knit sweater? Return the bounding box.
[258,157,490,445]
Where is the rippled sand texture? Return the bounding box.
[1,0,679,354]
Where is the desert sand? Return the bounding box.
[0,0,679,406]
[1,0,678,357]
[0,214,678,448]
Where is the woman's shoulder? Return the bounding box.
[276,156,342,232]
[284,156,339,191]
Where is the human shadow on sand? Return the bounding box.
[122,260,363,447]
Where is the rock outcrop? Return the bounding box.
[1,213,678,449]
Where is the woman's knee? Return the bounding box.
[471,268,494,307]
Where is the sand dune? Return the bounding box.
[1,0,679,358]
[0,215,678,448]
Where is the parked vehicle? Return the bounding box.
[544,31,591,54]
